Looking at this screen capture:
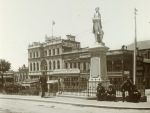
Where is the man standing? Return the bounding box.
[121,77,133,102]
[40,74,47,97]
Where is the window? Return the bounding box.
[20,74,22,80]
[45,63,48,70]
[57,48,59,54]
[37,62,39,71]
[26,73,28,79]
[33,52,35,58]
[36,52,38,58]
[53,49,55,55]
[23,73,25,80]
[44,50,47,56]
[70,63,72,68]
[49,76,52,80]
[78,62,80,69]
[57,60,60,69]
[65,63,68,68]
[30,63,32,71]
[83,62,86,70]
[49,50,51,56]
[53,61,55,69]
[49,61,51,70]
[74,62,76,68]
[33,63,36,71]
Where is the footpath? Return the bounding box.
[0,90,150,110]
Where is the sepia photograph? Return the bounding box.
[0,0,150,113]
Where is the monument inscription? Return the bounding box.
[90,57,100,78]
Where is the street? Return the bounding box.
[0,99,149,113]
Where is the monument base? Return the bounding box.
[88,42,110,94]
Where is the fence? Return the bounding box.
[55,78,131,97]
[53,77,145,97]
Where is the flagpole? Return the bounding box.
[133,8,137,85]
[52,21,53,38]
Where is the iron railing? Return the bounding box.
[48,78,145,97]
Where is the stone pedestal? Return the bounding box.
[88,43,110,92]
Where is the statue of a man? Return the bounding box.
[93,7,104,43]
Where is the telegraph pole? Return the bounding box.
[133,8,137,85]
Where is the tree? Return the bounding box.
[0,59,11,89]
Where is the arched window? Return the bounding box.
[37,62,39,71]
[41,59,47,71]
[33,63,36,71]
[45,61,47,70]
[49,61,51,70]
[53,61,55,69]
[57,60,60,69]
[30,63,32,71]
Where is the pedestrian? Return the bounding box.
[40,75,47,98]
[106,84,116,101]
[121,76,133,102]
[130,85,141,102]
[96,82,106,101]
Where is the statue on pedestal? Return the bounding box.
[93,7,104,43]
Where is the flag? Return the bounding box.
[52,21,55,25]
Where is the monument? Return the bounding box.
[92,7,104,44]
[88,7,109,91]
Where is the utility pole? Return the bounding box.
[133,8,137,85]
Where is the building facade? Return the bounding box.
[28,35,150,91]
[127,40,150,88]
[106,47,133,85]
[29,35,148,94]
[18,65,29,82]
[138,49,150,89]
[1,70,14,84]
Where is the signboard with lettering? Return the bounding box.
[136,55,144,77]
[62,40,80,49]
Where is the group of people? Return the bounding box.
[96,83,116,101]
[121,78,141,102]
[97,78,141,102]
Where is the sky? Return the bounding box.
[0,0,150,70]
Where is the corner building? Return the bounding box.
[28,35,86,91]
[28,35,81,77]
